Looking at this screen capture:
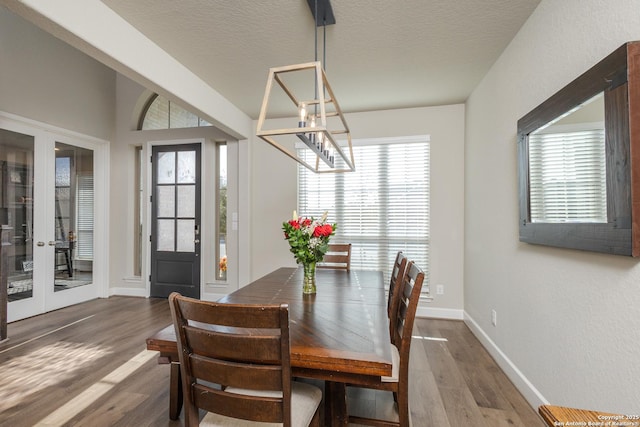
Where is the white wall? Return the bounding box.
[250,104,466,316]
[0,6,115,141]
[465,0,640,413]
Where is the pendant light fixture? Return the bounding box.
[255,0,355,173]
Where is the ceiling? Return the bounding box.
[43,0,535,121]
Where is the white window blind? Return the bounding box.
[76,175,94,259]
[298,136,430,290]
[528,127,606,223]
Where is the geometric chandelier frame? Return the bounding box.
[256,61,355,173]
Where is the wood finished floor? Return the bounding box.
[0,296,545,427]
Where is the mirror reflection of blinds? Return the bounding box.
[528,128,606,223]
[76,175,94,259]
[298,136,430,290]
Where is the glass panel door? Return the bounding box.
[1,129,35,306]
[2,115,104,323]
[52,142,93,293]
[150,144,201,298]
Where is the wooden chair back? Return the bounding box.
[387,251,408,319]
[347,262,425,427]
[318,243,352,270]
[168,292,293,426]
[391,261,424,373]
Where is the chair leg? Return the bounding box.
[169,362,182,420]
[396,392,410,427]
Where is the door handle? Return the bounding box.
[37,241,45,247]
[48,241,61,246]
[194,239,200,244]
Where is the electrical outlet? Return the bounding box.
[436,284,444,295]
[491,309,497,327]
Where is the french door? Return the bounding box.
[2,114,106,322]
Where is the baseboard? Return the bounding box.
[417,306,464,320]
[109,287,147,298]
[463,312,548,410]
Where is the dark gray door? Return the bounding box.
[150,144,201,298]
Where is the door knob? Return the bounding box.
[37,241,45,247]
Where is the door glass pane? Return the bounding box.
[157,152,175,184]
[54,143,93,292]
[1,129,34,302]
[177,185,195,217]
[177,151,196,183]
[157,219,175,251]
[157,186,175,218]
[176,219,194,252]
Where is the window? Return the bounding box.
[298,136,430,289]
[528,126,606,223]
[76,175,94,259]
[134,146,143,276]
[216,143,227,281]
[139,94,212,130]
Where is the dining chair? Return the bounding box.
[387,251,408,319]
[168,292,322,426]
[347,261,425,427]
[317,243,352,270]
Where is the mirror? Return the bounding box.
[528,92,606,224]
[518,41,640,256]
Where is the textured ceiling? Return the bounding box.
[100,0,541,119]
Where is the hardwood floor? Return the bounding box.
[0,297,544,426]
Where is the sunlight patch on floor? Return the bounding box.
[412,335,448,342]
[33,349,157,427]
[0,341,112,412]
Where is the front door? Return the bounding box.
[150,144,201,298]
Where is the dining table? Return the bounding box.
[145,267,393,427]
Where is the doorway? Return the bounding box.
[1,115,107,323]
[150,143,201,298]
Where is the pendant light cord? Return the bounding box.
[313,2,329,113]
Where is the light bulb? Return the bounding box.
[309,117,316,143]
[298,103,307,127]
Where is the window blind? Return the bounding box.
[528,127,606,223]
[76,175,94,259]
[298,136,430,291]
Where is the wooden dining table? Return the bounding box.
[146,267,393,427]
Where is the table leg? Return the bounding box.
[169,362,183,420]
[324,381,348,427]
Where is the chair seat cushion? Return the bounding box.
[200,381,322,426]
[381,343,400,383]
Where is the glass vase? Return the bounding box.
[302,261,317,294]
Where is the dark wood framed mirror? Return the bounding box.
[518,41,640,256]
